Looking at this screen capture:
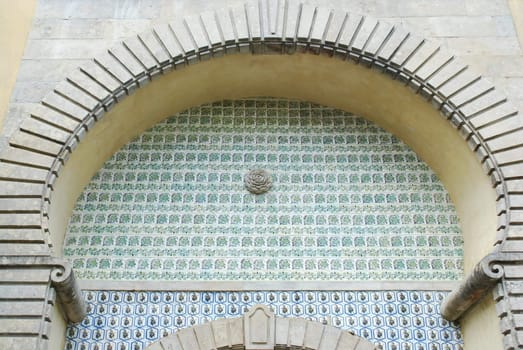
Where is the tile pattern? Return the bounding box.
[64,99,462,281]
[64,290,463,350]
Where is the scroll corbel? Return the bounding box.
[440,253,504,321]
[51,262,86,324]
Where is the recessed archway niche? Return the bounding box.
[3,2,523,349]
[50,53,497,272]
[50,52,496,350]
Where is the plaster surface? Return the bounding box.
[0,0,37,127]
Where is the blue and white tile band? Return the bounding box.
[65,290,463,350]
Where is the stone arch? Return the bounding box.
[144,304,376,350]
[1,0,523,349]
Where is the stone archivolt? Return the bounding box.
[1,0,523,348]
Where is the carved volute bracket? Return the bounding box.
[0,257,86,324]
[51,261,86,324]
[440,253,523,321]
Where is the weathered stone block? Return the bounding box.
[488,129,523,152]
[415,50,453,81]
[448,78,493,107]
[403,41,440,74]
[390,34,423,67]
[1,147,54,169]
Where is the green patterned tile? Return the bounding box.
[64,98,463,281]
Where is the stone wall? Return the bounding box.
[4,0,522,147]
[2,1,523,350]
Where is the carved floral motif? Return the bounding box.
[244,169,272,194]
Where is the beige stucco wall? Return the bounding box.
[0,0,37,128]
[509,0,523,49]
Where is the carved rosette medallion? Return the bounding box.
[244,169,272,194]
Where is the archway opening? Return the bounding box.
[50,54,497,271]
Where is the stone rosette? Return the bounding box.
[244,169,272,194]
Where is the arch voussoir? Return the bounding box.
[146,305,376,350]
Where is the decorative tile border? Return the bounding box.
[65,290,463,350]
[78,279,459,292]
[64,99,462,281]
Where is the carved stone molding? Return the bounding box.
[50,263,86,324]
[440,253,523,321]
[1,256,86,324]
[245,304,275,349]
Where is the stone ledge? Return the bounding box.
[78,279,459,292]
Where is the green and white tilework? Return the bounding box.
[64,99,462,281]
